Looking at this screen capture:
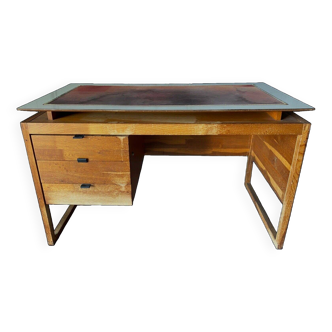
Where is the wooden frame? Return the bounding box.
[21,111,311,248]
[244,124,310,249]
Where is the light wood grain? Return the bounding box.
[32,135,129,162]
[144,135,250,156]
[26,111,305,136]
[21,108,312,248]
[54,205,77,240]
[267,111,282,120]
[37,161,130,185]
[275,124,311,248]
[43,184,132,205]
[27,122,304,136]
[251,135,297,202]
[31,111,285,124]
[245,183,277,243]
[245,123,311,249]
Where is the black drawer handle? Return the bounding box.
[77,158,89,163]
[80,184,91,189]
[73,135,84,139]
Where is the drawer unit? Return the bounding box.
[31,135,142,206]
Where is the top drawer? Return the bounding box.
[32,135,129,162]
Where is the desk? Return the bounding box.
[18,83,314,249]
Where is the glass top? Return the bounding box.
[17,83,314,112]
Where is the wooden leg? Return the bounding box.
[245,124,311,249]
[275,124,311,248]
[53,205,77,243]
[245,182,278,245]
[21,122,76,245]
[245,134,278,246]
[36,204,77,245]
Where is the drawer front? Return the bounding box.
[43,184,132,205]
[37,161,130,185]
[39,161,132,205]
[32,135,129,162]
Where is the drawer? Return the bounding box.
[37,161,130,185]
[32,135,129,162]
[39,160,132,205]
[43,184,132,205]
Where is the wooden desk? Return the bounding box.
[18,83,314,249]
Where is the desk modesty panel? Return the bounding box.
[18,83,314,249]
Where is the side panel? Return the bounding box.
[251,135,297,202]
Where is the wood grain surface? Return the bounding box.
[32,135,129,162]
[43,184,132,205]
[251,135,297,202]
[144,135,250,156]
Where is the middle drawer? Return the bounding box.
[37,161,130,185]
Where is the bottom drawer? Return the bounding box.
[43,184,132,205]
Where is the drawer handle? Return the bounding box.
[73,135,84,139]
[77,158,89,163]
[80,184,91,189]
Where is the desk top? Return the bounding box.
[17,83,314,112]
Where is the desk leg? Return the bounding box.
[245,124,310,249]
[21,123,76,245]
